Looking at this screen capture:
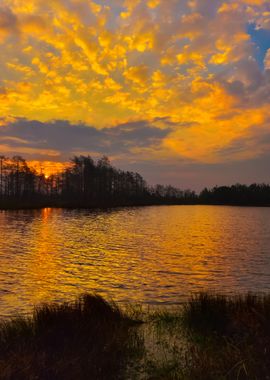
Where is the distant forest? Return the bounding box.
[0,155,269,209]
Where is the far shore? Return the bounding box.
[1,199,270,211]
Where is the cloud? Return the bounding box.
[215,119,270,160]
[265,48,270,69]
[0,115,269,190]
[0,0,269,186]
[0,117,171,160]
[124,65,150,86]
[0,6,18,42]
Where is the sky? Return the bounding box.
[0,0,270,190]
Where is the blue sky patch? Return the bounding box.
[248,23,270,70]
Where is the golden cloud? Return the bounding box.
[0,0,269,166]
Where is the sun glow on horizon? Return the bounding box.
[27,161,70,177]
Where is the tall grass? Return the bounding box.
[181,293,270,380]
[0,294,141,380]
[1,293,270,379]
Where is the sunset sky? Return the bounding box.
[0,0,270,189]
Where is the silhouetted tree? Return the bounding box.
[1,154,269,208]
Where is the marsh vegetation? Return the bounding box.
[1,293,270,379]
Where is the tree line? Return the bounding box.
[200,184,270,206]
[0,155,269,208]
[0,155,196,208]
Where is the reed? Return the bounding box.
[1,293,270,379]
[0,294,140,380]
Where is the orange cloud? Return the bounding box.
[124,65,150,86]
[0,0,269,167]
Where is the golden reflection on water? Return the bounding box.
[23,208,60,305]
[0,206,270,316]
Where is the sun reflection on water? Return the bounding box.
[0,206,270,316]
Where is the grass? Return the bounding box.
[180,293,270,380]
[0,294,142,380]
[1,293,270,379]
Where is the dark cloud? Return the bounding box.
[216,59,270,108]
[0,117,171,159]
[0,6,18,40]
[0,117,269,190]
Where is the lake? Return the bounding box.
[0,205,270,316]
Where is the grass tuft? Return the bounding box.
[0,294,140,380]
[181,292,270,379]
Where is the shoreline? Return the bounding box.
[1,200,270,211]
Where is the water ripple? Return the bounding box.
[0,205,270,316]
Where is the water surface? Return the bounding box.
[0,206,270,316]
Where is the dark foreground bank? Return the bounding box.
[1,293,270,380]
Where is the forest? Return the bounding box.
[0,155,269,208]
[0,155,196,208]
